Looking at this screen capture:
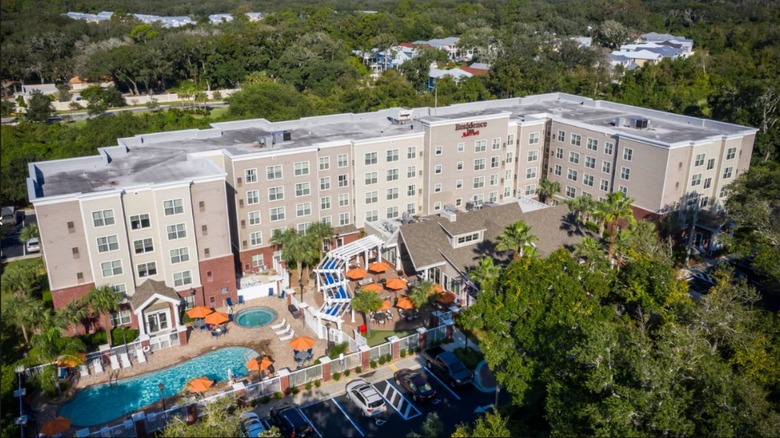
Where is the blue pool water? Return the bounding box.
[60,347,256,427]
[234,306,277,328]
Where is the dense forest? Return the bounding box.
[1,1,779,437]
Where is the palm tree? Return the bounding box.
[469,258,500,294]
[1,259,43,298]
[59,299,92,334]
[307,221,334,261]
[496,220,538,261]
[2,295,44,344]
[351,290,383,336]
[408,280,435,308]
[573,236,606,271]
[537,179,561,205]
[272,228,318,301]
[27,316,86,396]
[84,285,120,346]
[600,192,636,263]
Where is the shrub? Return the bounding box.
[260,396,271,404]
[400,349,407,358]
[305,382,312,391]
[332,372,341,381]
[290,386,300,395]
[314,380,321,388]
[415,347,422,353]
[274,392,283,400]
[313,358,321,365]
[182,313,193,325]
[344,369,350,377]
[408,349,416,356]
[370,360,377,369]
[378,356,387,365]
[355,366,362,373]
[327,342,349,360]
[250,399,259,408]
[382,354,392,363]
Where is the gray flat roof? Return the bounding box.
[29,93,756,199]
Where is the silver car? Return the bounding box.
[345,379,387,417]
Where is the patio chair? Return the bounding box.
[109,355,120,371]
[279,331,295,341]
[211,330,220,340]
[75,428,90,437]
[275,324,291,336]
[238,295,245,306]
[270,318,287,330]
[92,358,103,374]
[119,352,132,369]
[136,349,147,365]
[278,289,286,299]
[226,297,234,308]
[80,364,89,378]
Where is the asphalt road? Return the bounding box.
[1,211,37,259]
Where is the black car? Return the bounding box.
[270,401,314,438]
[394,368,437,403]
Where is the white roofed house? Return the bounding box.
[209,14,233,25]
[640,32,694,54]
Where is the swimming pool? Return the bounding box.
[60,347,256,427]
[234,306,277,329]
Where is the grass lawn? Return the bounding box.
[365,329,417,347]
[453,347,485,370]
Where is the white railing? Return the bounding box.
[303,307,322,338]
[336,329,360,352]
[398,333,420,352]
[426,325,447,345]
[289,364,322,387]
[331,351,362,374]
[369,343,391,361]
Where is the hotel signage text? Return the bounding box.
[455,121,488,138]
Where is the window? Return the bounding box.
[456,162,464,171]
[364,152,377,165]
[700,196,709,208]
[387,206,399,219]
[526,167,537,179]
[407,147,416,159]
[567,169,578,181]
[489,191,498,202]
[707,158,715,170]
[491,156,500,168]
[726,147,736,160]
[723,167,733,179]
[529,132,540,145]
[602,161,612,174]
[507,134,515,145]
[198,201,205,211]
[455,180,463,189]
[133,238,153,254]
[585,156,596,169]
[270,207,285,222]
[338,194,349,207]
[623,148,633,161]
[620,167,631,181]
[407,184,416,196]
[111,310,131,327]
[434,165,442,175]
[252,254,264,268]
[556,148,564,159]
[130,214,150,230]
[249,231,263,247]
[584,174,594,187]
[337,154,348,168]
[719,187,729,198]
[554,164,562,176]
[434,145,443,156]
[600,179,609,191]
[691,173,702,186]
[475,140,487,152]
[339,212,350,226]
[474,159,486,171]
[569,152,580,164]
[97,235,119,253]
[266,165,282,180]
[338,174,349,187]
[695,153,705,167]
[492,138,501,150]
[268,186,284,201]
[557,130,565,142]
[294,161,310,176]
[295,182,310,197]
[170,247,190,263]
[174,271,192,287]
[92,210,115,227]
[245,168,257,183]
[320,177,331,191]
[387,188,399,199]
[434,202,442,211]
[587,138,598,151]
[163,199,184,216]
[365,191,378,204]
[434,183,442,193]
[319,156,330,171]
[619,186,628,196]
[457,142,465,152]
[387,169,399,181]
[248,211,261,226]
[407,203,417,214]
[296,202,312,217]
[473,176,485,189]
[604,142,614,155]
[527,150,539,162]
[366,210,378,222]
[565,186,576,198]
[571,134,581,146]
[407,166,416,178]
[68,221,75,232]
[321,196,331,210]
[167,224,186,240]
[246,190,259,205]
[137,262,157,278]
[101,260,122,277]
[703,177,712,189]
[387,149,399,162]
[525,184,537,195]
[457,232,481,245]
[506,152,514,163]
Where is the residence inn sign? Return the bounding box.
[455,121,488,137]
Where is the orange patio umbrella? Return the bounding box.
[432,284,444,293]
[436,291,457,305]
[361,283,383,293]
[368,262,389,273]
[380,300,392,311]
[187,376,214,393]
[187,306,213,319]
[204,311,230,326]
[346,268,367,280]
[385,278,407,290]
[56,353,86,368]
[396,296,415,310]
[40,417,71,436]
[246,356,274,372]
[289,336,317,351]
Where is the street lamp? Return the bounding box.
[325,321,331,355]
[299,279,304,303]
[158,382,165,412]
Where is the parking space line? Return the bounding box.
[384,379,422,420]
[424,367,461,401]
[298,409,322,438]
[331,398,365,437]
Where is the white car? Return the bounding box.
[345,379,387,417]
[25,238,40,254]
[239,412,266,437]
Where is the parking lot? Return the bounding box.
[257,364,508,437]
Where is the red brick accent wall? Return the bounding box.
[51,282,95,311]
[199,254,237,308]
[238,246,276,275]
[341,231,361,246]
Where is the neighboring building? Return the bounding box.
[427,64,489,91]
[209,14,234,24]
[412,37,475,62]
[571,36,593,48]
[640,32,694,54]
[28,93,755,342]
[610,33,694,69]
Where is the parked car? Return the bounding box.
[269,401,314,438]
[345,379,387,417]
[394,368,436,403]
[239,412,266,437]
[25,238,40,254]
[422,346,473,388]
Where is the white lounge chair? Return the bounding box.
[80,364,89,378]
[92,358,103,374]
[270,318,287,330]
[275,324,291,336]
[120,352,132,369]
[279,331,295,341]
[109,355,120,371]
[136,349,147,364]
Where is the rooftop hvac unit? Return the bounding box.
[440,209,457,222]
[390,108,413,124]
[630,117,650,129]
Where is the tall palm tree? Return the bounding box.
[84,285,120,346]
[600,192,636,263]
[2,295,44,344]
[469,258,500,294]
[496,220,538,261]
[408,280,435,308]
[307,221,334,261]
[573,236,606,271]
[272,228,318,301]
[351,290,383,336]
[537,179,561,205]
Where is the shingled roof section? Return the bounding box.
[399,204,589,274]
[129,279,182,310]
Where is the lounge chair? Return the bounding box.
[119,353,132,369]
[238,295,245,306]
[275,324,291,336]
[75,428,91,437]
[136,349,147,364]
[226,297,234,308]
[109,355,120,371]
[270,318,287,330]
[92,358,103,374]
[80,364,89,378]
[279,331,294,341]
